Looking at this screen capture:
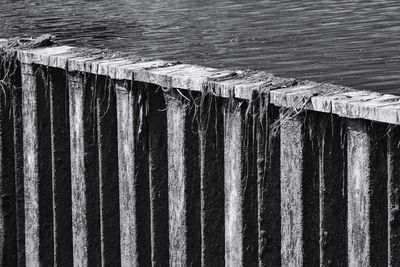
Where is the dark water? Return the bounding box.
[1,0,400,93]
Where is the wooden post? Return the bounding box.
[68,71,100,267]
[198,95,224,266]
[0,60,17,266]
[165,91,201,266]
[280,111,320,266]
[257,99,281,266]
[147,85,169,266]
[115,80,137,266]
[96,78,121,266]
[346,119,387,266]
[49,68,73,266]
[317,115,347,266]
[388,127,400,266]
[12,63,25,267]
[223,99,258,266]
[21,64,53,266]
[116,81,151,266]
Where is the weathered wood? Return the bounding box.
[21,63,40,267]
[21,64,53,266]
[147,85,169,266]
[11,62,25,267]
[96,77,121,266]
[0,61,17,266]
[280,111,321,266]
[115,80,138,266]
[68,71,101,267]
[317,115,347,266]
[198,95,225,266]
[223,99,258,266]
[346,119,388,266]
[165,91,201,266]
[388,127,400,266]
[280,112,304,266]
[257,100,281,266]
[116,81,151,266]
[49,68,73,266]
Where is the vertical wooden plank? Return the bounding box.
[388,126,400,266]
[257,100,281,266]
[165,91,201,266]
[49,68,73,266]
[198,95,224,266]
[347,119,388,266]
[21,64,53,266]
[116,80,137,267]
[21,63,40,267]
[280,112,304,266]
[96,78,121,266]
[116,81,151,266]
[0,60,17,266]
[12,62,25,267]
[68,71,100,267]
[280,110,320,266]
[147,85,169,266]
[224,99,258,266]
[318,115,347,266]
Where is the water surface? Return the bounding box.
[1,0,399,93]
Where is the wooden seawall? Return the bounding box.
[0,36,399,266]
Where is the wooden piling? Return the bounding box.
[280,111,321,266]
[346,119,388,266]
[68,71,101,267]
[116,81,152,266]
[96,77,121,266]
[11,62,25,267]
[49,68,73,266]
[199,95,225,266]
[21,63,54,266]
[257,100,281,266]
[223,99,258,266]
[388,127,400,266]
[0,60,17,266]
[317,115,347,266]
[280,112,305,266]
[165,91,201,266]
[147,85,169,266]
[115,80,138,266]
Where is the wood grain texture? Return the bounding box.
[165,91,201,266]
[68,72,100,267]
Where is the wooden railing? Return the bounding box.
[0,36,399,266]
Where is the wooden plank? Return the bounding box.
[223,99,258,266]
[198,95,225,266]
[165,91,201,266]
[257,98,281,266]
[280,111,320,266]
[96,77,121,266]
[280,112,304,266]
[11,63,25,267]
[317,115,347,266]
[346,119,388,266]
[388,127,400,266]
[49,68,73,266]
[68,71,101,267]
[115,80,138,266]
[147,84,169,266]
[116,81,151,266]
[21,63,40,267]
[21,64,53,266]
[0,60,18,266]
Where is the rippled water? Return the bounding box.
[1,0,399,93]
